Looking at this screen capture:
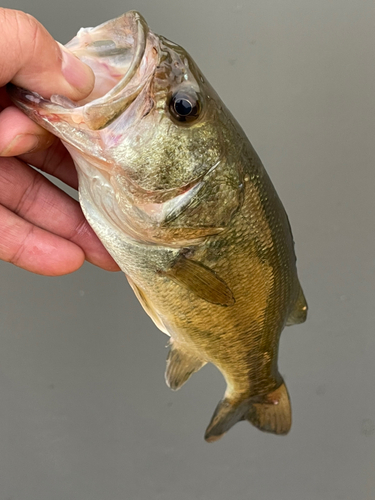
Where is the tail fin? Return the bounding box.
[204,382,291,442]
[247,383,291,435]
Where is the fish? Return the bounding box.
[8,11,307,442]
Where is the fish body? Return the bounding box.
[9,11,307,441]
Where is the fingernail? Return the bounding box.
[0,134,41,157]
[58,42,94,96]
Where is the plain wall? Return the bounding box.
[0,1,374,499]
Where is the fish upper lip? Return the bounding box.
[77,11,150,130]
[8,11,155,131]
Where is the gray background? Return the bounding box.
[0,0,374,499]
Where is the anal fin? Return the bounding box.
[165,343,205,391]
[204,382,291,442]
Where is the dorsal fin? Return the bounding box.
[286,285,308,326]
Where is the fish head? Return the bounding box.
[8,11,243,245]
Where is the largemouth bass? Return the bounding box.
[9,11,307,442]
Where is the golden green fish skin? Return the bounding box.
[8,11,307,441]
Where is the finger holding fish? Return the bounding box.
[0,154,120,274]
[0,102,54,156]
[0,8,122,274]
[0,8,93,157]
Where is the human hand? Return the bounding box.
[0,8,120,275]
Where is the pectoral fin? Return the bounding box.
[165,343,206,390]
[162,256,235,306]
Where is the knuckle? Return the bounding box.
[14,169,44,217]
[16,11,41,59]
[3,9,42,60]
[70,218,89,241]
[0,158,20,194]
[8,223,34,267]
[0,8,6,24]
[41,139,65,175]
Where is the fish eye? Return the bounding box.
[169,91,201,123]
[174,97,193,116]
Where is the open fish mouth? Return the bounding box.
[8,11,158,132]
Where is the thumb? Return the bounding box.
[0,8,94,100]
